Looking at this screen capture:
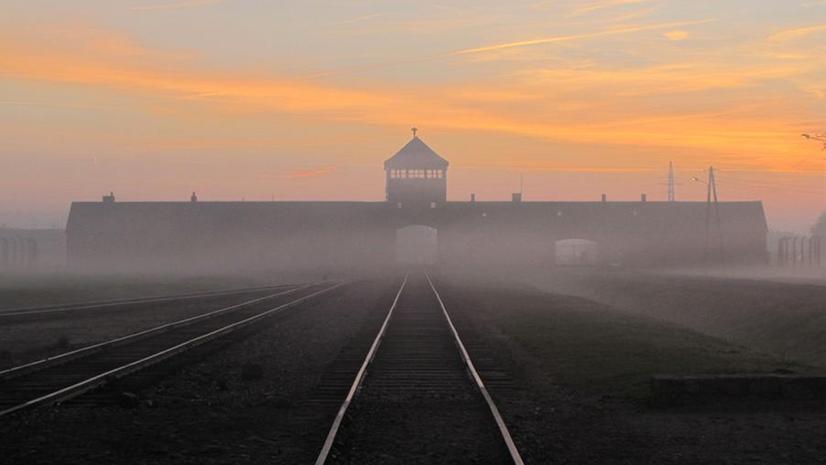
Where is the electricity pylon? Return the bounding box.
[704,166,725,268]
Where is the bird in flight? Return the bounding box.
[802,133,826,150]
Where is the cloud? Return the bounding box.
[664,30,688,41]
[516,61,809,97]
[334,13,383,26]
[285,167,336,179]
[452,19,715,55]
[569,0,656,17]
[129,0,222,12]
[768,23,826,43]
[1,22,823,173]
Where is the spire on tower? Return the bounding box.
[411,127,418,138]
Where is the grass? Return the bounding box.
[525,268,826,368]
[455,284,806,400]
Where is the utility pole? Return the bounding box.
[667,161,676,202]
[803,133,826,271]
[704,166,725,268]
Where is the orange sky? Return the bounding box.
[1,1,825,231]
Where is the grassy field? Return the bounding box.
[442,279,804,399]
[523,268,826,368]
[441,276,826,464]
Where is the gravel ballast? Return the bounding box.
[1,279,399,464]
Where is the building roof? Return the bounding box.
[384,136,449,170]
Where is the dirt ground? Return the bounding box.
[3,271,826,464]
[0,289,291,370]
[1,280,397,464]
[438,275,826,464]
[0,271,316,311]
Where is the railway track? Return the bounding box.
[0,281,343,418]
[0,284,295,322]
[314,273,524,464]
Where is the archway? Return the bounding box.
[555,238,599,266]
[395,225,438,265]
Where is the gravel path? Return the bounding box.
[329,275,510,465]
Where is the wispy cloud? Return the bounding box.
[335,13,383,26]
[129,0,222,12]
[285,167,336,179]
[663,30,688,41]
[569,0,656,17]
[768,23,826,43]
[452,19,716,55]
[1,22,823,173]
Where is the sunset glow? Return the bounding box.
[1,1,825,231]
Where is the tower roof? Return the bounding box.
[384,134,449,170]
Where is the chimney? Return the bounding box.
[601,194,607,202]
[191,192,198,203]
[641,193,647,202]
[512,193,522,203]
[102,192,115,203]
[470,193,476,203]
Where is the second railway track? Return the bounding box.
[0,281,343,418]
[315,272,524,465]
[0,284,295,322]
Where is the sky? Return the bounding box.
[1,0,825,231]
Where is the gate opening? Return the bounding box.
[555,239,598,266]
[396,225,438,265]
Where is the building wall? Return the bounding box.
[0,229,66,271]
[386,173,447,205]
[66,200,768,272]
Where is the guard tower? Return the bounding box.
[384,128,449,206]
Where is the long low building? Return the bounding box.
[0,228,66,271]
[66,133,768,271]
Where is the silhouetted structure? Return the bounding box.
[0,228,65,270]
[385,128,449,206]
[66,131,769,271]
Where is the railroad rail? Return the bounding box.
[0,284,295,319]
[0,282,343,418]
[314,272,524,464]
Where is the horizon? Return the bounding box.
[2,0,825,232]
